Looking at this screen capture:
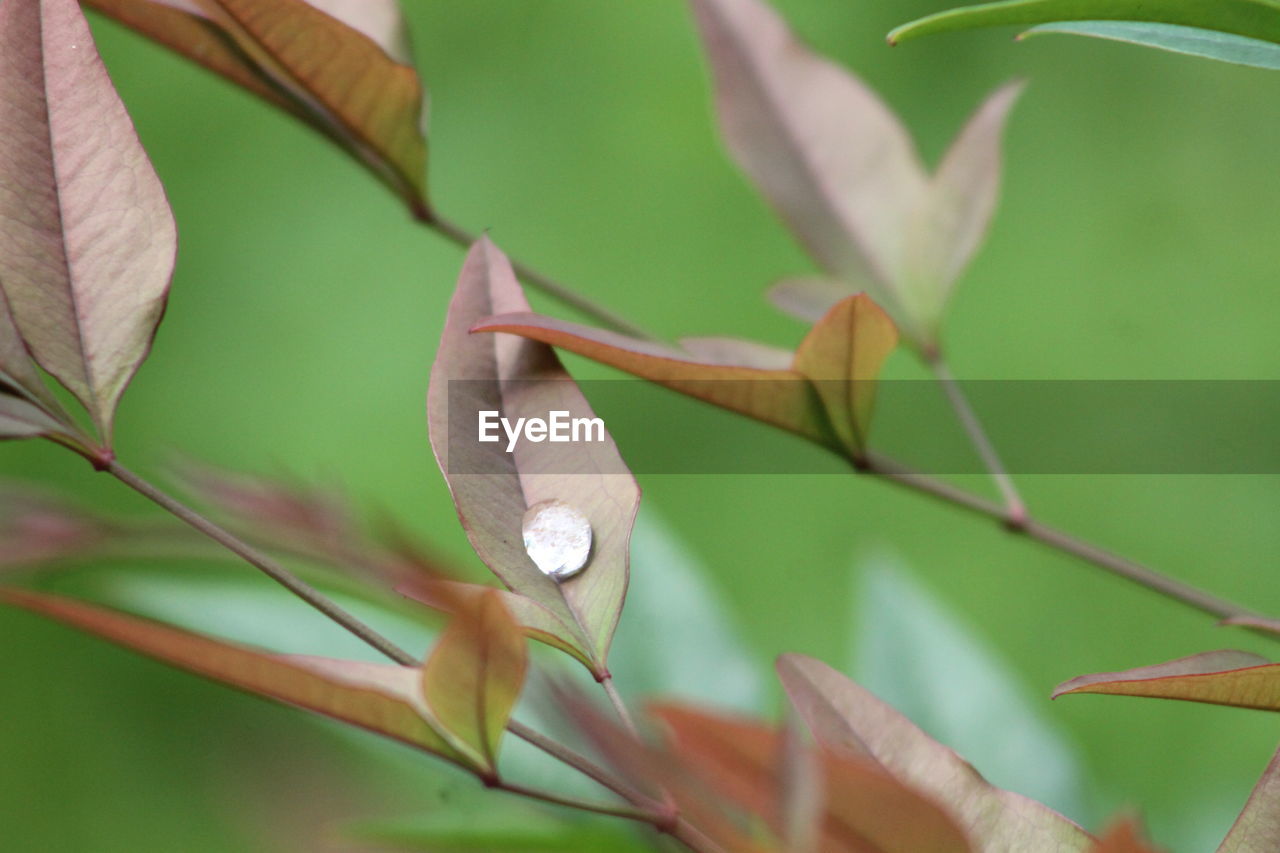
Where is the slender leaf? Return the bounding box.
[428,237,640,673]
[768,276,860,324]
[474,293,897,456]
[84,0,298,112]
[1218,744,1280,852]
[897,81,1024,339]
[1052,650,1280,710]
[854,559,1088,822]
[652,704,975,852]
[0,0,177,442]
[688,0,1021,347]
[888,1,1280,52]
[1021,21,1280,70]
[200,0,427,208]
[790,293,898,452]
[0,588,474,768]
[421,591,528,773]
[0,395,68,440]
[0,287,60,411]
[778,654,1093,851]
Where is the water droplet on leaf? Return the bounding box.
[522,500,592,581]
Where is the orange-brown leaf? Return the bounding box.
[652,704,973,853]
[1090,818,1164,852]
[0,588,469,766]
[1052,650,1280,710]
[421,590,528,773]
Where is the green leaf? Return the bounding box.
[1052,650,1280,709]
[889,0,1280,56]
[607,510,764,712]
[0,588,475,769]
[0,0,177,444]
[1021,21,1280,70]
[421,591,528,774]
[854,559,1089,823]
[778,654,1094,851]
[428,237,641,673]
[474,293,898,457]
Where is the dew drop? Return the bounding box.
[522,499,592,581]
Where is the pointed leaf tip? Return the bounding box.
[1052,650,1280,711]
[0,588,470,767]
[0,0,177,444]
[427,239,640,672]
[422,590,529,772]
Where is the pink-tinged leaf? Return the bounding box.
[778,654,1093,851]
[1090,818,1163,852]
[687,0,1022,348]
[0,395,69,440]
[399,581,596,674]
[791,294,898,453]
[767,277,859,324]
[0,588,473,768]
[1052,650,1280,710]
[898,82,1025,341]
[1221,615,1280,636]
[199,0,427,209]
[475,294,898,456]
[0,0,177,443]
[688,0,926,293]
[472,311,836,449]
[421,590,528,774]
[652,704,974,853]
[428,238,641,674]
[677,336,794,369]
[1218,744,1280,852]
[0,288,61,412]
[558,691,774,852]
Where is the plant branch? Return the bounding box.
[421,211,658,342]
[861,452,1267,626]
[492,780,654,823]
[106,460,420,666]
[602,675,642,739]
[925,353,1026,524]
[104,461,687,837]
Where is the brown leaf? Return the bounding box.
[0,0,177,443]
[474,293,897,457]
[428,238,641,675]
[421,590,528,774]
[87,0,427,211]
[199,0,428,209]
[1052,650,1280,710]
[652,703,974,853]
[0,588,475,768]
[777,654,1093,851]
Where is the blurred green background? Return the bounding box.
[3,0,1280,849]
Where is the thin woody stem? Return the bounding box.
[924,352,1027,524]
[421,212,658,342]
[101,461,722,847]
[861,452,1266,626]
[412,229,1269,632]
